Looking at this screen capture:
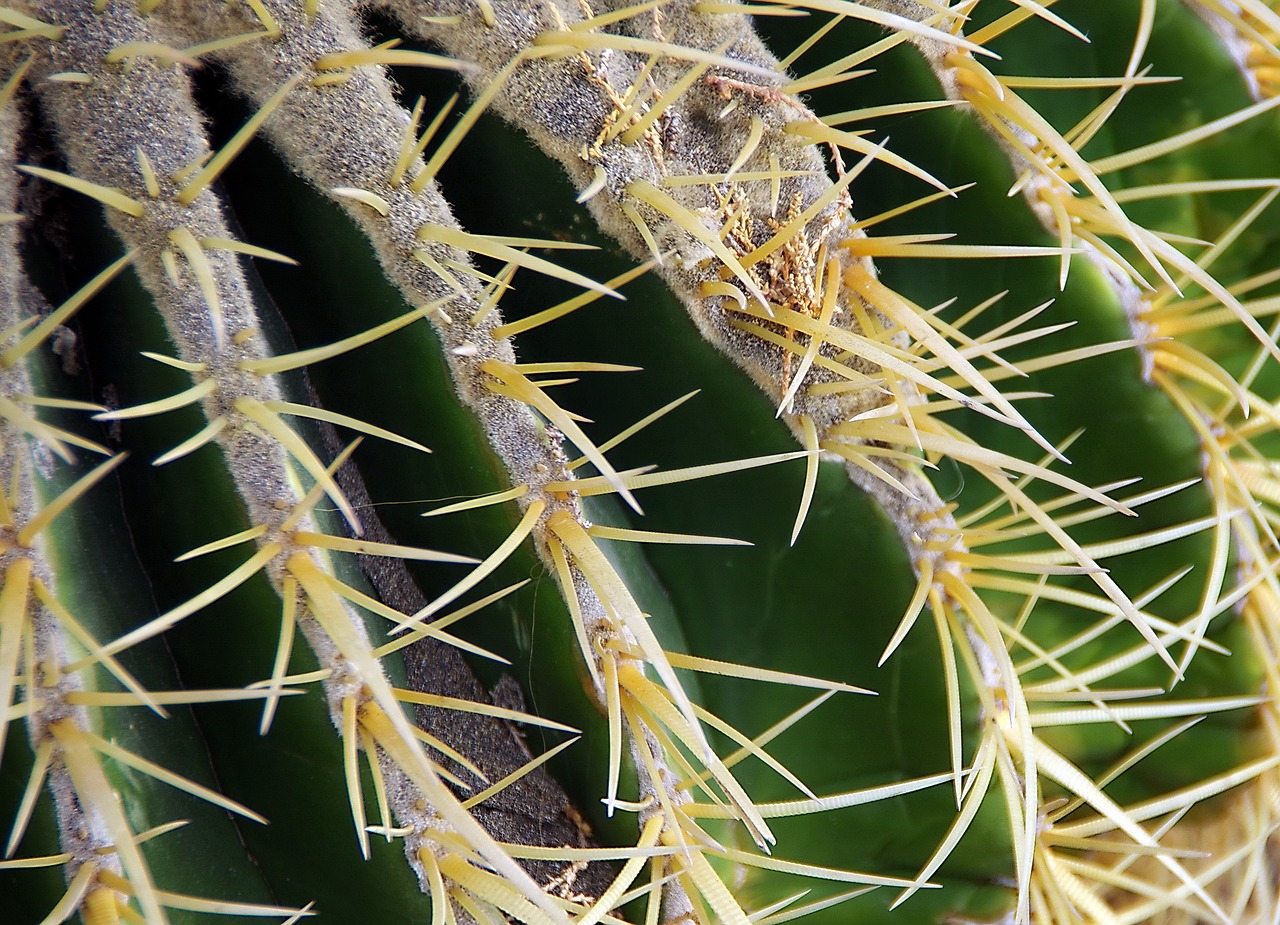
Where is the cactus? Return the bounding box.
[3,0,1280,923]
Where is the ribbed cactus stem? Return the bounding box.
[8,3,1278,924]
[396,0,1159,665]
[869,3,1280,921]
[402,0,1063,462]
[400,0,1046,790]
[13,0,842,918]
[14,3,588,918]
[0,91,100,886]
[398,9,1235,921]
[26,0,296,538]
[0,83,170,922]
[157,3,914,918]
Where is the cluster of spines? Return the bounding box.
[0,54,322,925]
[1187,0,1280,99]
[841,1,1280,923]
[428,0,1280,920]
[2,1,648,922]
[2,0,949,923]
[423,2,1280,918]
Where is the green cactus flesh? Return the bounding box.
[3,1,1280,924]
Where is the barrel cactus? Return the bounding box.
[2,0,1279,923]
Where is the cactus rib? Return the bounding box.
[8,1,624,920]
[875,3,1280,922]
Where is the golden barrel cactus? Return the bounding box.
[2,1,1280,924]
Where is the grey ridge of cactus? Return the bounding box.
[3,1,1280,924]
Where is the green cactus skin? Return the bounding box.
[2,2,1280,924]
